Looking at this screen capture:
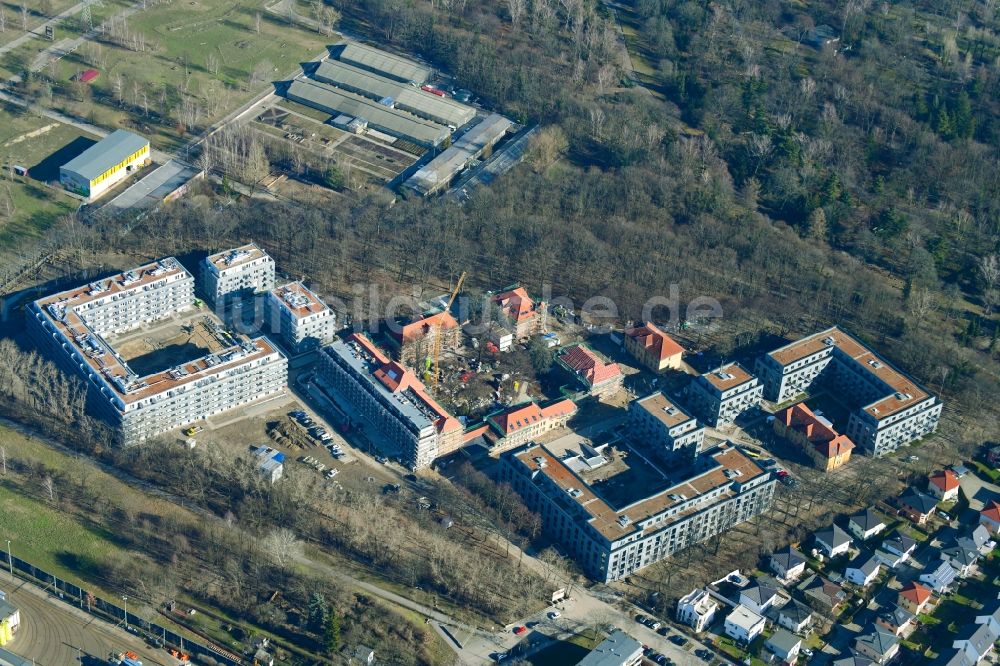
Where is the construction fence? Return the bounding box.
[0,548,242,666]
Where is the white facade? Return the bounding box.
[845,558,881,587]
[756,327,942,456]
[201,243,275,305]
[267,282,337,354]
[629,392,704,458]
[687,364,762,426]
[677,589,718,633]
[725,605,765,644]
[28,258,287,445]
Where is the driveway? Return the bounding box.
[959,472,1000,512]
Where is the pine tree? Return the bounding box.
[952,92,974,139]
[307,593,329,634]
[934,106,954,139]
[324,614,341,655]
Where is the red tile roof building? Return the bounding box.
[491,287,546,339]
[927,470,960,502]
[318,333,462,469]
[773,403,855,471]
[897,582,932,615]
[388,310,461,367]
[624,322,685,372]
[557,344,625,397]
[981,500,1000,536]
[485,399,577,454]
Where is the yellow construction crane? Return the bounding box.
[430,271,467,388]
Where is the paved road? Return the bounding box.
[1,577,176,666]
[0,0,95,59]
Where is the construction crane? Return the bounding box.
[430,271,467,389]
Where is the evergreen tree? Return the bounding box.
[325,614,341,655]
[307,593,329,634]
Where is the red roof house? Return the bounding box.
[491,287,545,338]
[557,344,624,397]
[624,322,685,372]
[981,500,1000,535]
[927,469,960,501]
[773,403,855,471]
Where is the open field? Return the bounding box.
[0,103,95,249]
[0,0,80,47]
[45,0,334,150]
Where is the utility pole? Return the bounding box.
[122,594,128,629]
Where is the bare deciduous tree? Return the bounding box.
[261,528,302,568]
[980,254,999,314]
[506,0,525,30]
[42,475,55,503]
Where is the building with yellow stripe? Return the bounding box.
[0,595,19,647]
[59,129,150,201]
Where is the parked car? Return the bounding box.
[670,635,688,646]
[547,611,560,619]
[649,620,661,630]
[696,649,713,661]
[656,626,669,636]
[375,454,388,464]
[802,648,814,657]
[512,626,527,635]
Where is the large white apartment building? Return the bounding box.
[686,363,763,426]
[755,327,942,456]
[316,333,462,470]
[629,391,704,459]
[499,443,775,582]
[201,243,275,306]
[266,282,337,354]
[28,258,288,445]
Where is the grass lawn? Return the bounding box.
[0,483,128,594]
[0,104,95,249]
[58,0,334,150]
[0,0,80,48]
[971,461,1000,484]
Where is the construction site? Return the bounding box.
[107,309,234,377]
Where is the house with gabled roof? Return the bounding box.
[770,545,807,583]
[980,500,1000,535]
[800,574,847,614]
[774,402,855,471]
[953,623,998,665]
[624,321,685,372]
[490,286,545,339]
[739,579,780,614]
[777,599,813,634]
[484,399,577,455]
[897,581,932,615]
[813,524,853,558]
[876,605,915,637]
[919,560,957,594]
[941,542,980,579]
[557,344,624,397]
[876,532,917,569]
[854,626,899,663]
[844,552,881,587]
[898,488,939,525]
[765,628,802,664]
[848,508,887,541]
[832,655,874,666]
[928,469,961,502]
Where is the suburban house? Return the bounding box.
[777,599,814,635]
[854,626,899,663]
[556,344,624,397]
[686,363,763,426]
[876,533,917,569]
[928,469,961,502]
[920,561,957,594]
[898,488,939,525]
[628,391,704,459]
[848,508,887,541]
[967,525,995,555]
[976,599,1000,635]
[844,553,881,587]
[490,286,545,339]
[484,399,577,455]
[897,582,933,615]
[813,524,853,558]
[773,402,855,471]
[353,645,375,665]
[876,605,915,637]
[770,545,807,583]
[800,574,847,614]
[577,629,643,666]
[980,500,1000,535]
[739,579,780,614]
[765,628,802,664]
[623,322,684,372]
[724,605,766,644]
[940,543,980,579]
[953,623,999,665]
[676,588,719,633]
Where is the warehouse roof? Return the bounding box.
[61,129,148,181]
[313,59,474,127]
[405,114,513,194]
[285,78,448,146]
[333,42,433,84]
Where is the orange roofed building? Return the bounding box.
[317,333,462,470]
[624,322,685,372]
[557,344,625,397]
[388,310,461,367]
[492,286,546,339]
[485,399,578,454]
[981,500,1000,536]
[774,403,855,471]
[927,469,960,502]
